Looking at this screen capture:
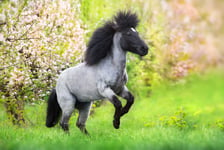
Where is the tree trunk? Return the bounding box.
[4,99,25,125]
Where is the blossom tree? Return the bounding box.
[0,0,85,125]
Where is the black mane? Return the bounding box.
[84,11,139,65]
[114,11,139,31]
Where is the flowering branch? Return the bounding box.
[5,37,41,42]
[0,22,6,26]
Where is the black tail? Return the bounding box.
[46,89,61,127]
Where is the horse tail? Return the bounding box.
[46,89,61,127]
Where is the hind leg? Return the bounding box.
[75,101,92,135]
[58,94,76,133]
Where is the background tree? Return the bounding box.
[0,0,85,125]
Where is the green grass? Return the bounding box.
[1,70,224,150]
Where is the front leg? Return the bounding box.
[98,83,122,129]
[118,86,134,117]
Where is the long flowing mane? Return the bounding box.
[84,11,139,65]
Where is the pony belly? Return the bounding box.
[69,83,103,102]
[74,91,104,102]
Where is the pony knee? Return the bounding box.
[128,93,134,104]
[112,96,122,109]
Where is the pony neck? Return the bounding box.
[111,32,126,69]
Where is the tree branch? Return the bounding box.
[0,22,6,26]
[5,37,41,42]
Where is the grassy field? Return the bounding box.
[0,70,224,150]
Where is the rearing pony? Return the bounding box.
[46,11,148,134]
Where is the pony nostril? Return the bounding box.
[143,45,148,51]
[141,45,148,51]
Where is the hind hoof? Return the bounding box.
[113,119,120,129]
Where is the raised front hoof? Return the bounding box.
[113,119,120,129]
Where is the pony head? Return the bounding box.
[85,11,148,65]
[113,11,148,56]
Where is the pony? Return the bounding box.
[46,11,148,134]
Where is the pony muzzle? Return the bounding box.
[137,45,148,56]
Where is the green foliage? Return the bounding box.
[80,0,122,41]
[145,108,197,130]
[164,109,189,129]
[216,120,224,131]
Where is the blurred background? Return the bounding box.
[0,0,224,149]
